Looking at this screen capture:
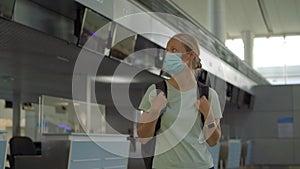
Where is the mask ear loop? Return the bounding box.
[183,50,196,68]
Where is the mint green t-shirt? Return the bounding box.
[139,81,222,169]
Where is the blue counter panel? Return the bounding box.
[69,141,130,169]
[0,140,7,169]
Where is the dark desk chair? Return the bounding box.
[7,136,37,169]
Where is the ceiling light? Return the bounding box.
[0,75,14,82]
[56,56,70,62]
[57,102,69,106]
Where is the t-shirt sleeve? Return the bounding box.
[138,84,156,112]
[208,88,223,119]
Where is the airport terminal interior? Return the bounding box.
[0,0,300,169]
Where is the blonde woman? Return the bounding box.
[138,33,222,169]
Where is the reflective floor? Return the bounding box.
[240,166,300,169]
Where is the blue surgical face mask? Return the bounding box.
[163,53,185,76]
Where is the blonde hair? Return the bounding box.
[172,33,201,69]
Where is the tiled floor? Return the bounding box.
[240,165,300,169]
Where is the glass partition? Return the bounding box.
[39,95,105,134]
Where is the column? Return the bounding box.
[241,31,254,67]
[12,91,21,136]
[208,0,226,43]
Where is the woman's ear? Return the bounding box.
[189,51,196,60]
[198,62,202,69]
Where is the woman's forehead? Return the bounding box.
[167,38,185,48]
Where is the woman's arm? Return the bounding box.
[137,110,160,144]
[203,115,221,147]
[196,96,221,146]
[137,92,167,144]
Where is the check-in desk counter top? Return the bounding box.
[41,133,130,169]
[0,131,7,169]
[0,131,7,139]
[42,133,129,141]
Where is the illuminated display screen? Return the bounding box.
[110,24,137,60]
[78,8,111,54]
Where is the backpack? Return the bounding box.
[141,80,209,169]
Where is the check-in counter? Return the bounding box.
[0,131,7,169]
[14,133,130,169]
[206,142,221,169]
[43,133,130,169]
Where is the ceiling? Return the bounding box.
[170,0,300,38]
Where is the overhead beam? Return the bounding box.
[257,0,273,34]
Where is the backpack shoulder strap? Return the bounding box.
[197,81,209,99]
[197,81,209,126]
[155,80,167,98]
[153,80,167,135]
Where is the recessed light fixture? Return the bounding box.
[56,56,70,62]
[57,102,69,106]
[94,76,138,84]
[0,75,14,82]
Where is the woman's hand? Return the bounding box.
[139,92,167,124]
[151,92,168,114]
[195,96,211,119]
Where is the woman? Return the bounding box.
[138,33,222,169]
